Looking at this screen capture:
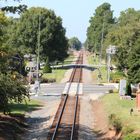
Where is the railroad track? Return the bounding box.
[47,52,83,140]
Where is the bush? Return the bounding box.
[123,134,140,140]
[109,114,122,133]
[40,77,56,83]
[126,82,132,96]
[43,64,52,73]
[122,126,134,135]
[109,89,114,93]
[43,58,52,73]
[110,71,125,83]
[0,73,29,114]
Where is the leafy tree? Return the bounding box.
[0,11,11,73]
[118,8,140,26]
[127,39,140,84]
[1,0,27,14]
[0,46,10,73]
[6,7,68,62]
[0,73,29,114]
[0,11,9,46]
[68,37,82,50]
[86,2,114,52]
[0,9,29,115]
[104,8,140,92]
[104,8,140,71]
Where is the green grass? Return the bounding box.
[88,54,99,65]
[110,71,126,82]
[9,99,42,114]
[56,54,75,66]
[101,93,140,130]
[42,54,75,83]
[98,66,107,83]
[62,55,75,65]
[87,54,107,83]
[42,69,66,83]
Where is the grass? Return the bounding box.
[42,54,75,83]
[55,54,75,66]
[9,99,42,114]
[61,54,75,65]
[101,93,140,130]
[88,54,99,65]
[87,53,108,83]
[98,66,107,83]
[42,69,66,83]
[110,71,126,83]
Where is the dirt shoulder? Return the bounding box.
[92,100,117,140]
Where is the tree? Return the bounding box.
[1,0,27,14]
[86,2,114,52]
[104,8,140,71]
[0,11,11,73]
[0,7,29,115]
[103,8,140,92]
[6,7,68,62]
[0,73,29,114]
[127,39,140,84]
[68,37,82,50]
[0,11,9,46]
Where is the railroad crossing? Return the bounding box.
[29,83,117,96]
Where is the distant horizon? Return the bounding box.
[2,0,140,42]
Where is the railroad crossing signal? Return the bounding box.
[106,45,116,54]
[110,66,114,71]
[26,67,30,71]
[106,45,116,83]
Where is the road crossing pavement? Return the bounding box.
[83,84,116,94]
[62,82,83,95]
[29,83,117,96]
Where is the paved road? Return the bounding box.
[29,83,117,96]
[83,84,116,94]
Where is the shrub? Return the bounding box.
[109,114,122,133]
[43,64,52,73]
[0,73,29,114]
[43,58,52,73]
[109,89,113,93]
[126,82,132,96]
[110,71,125,83]
[123,134,140,140]
[122,126,134,135]
[40,77,56,83]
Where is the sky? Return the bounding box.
[1,0,140,42]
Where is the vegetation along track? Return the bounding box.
[48,52,83,140]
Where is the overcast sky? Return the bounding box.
[1,0,140,42]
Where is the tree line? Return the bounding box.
[0,0,83,113]
[86,2,140,93]
[0,1,82,113]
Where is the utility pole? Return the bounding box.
[35,13,41,96]
[37,14,40,82]
[106,45,116,83]
[99,17,105,67]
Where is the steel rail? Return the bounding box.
[51,53,83,140]
[70,53,83,140]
